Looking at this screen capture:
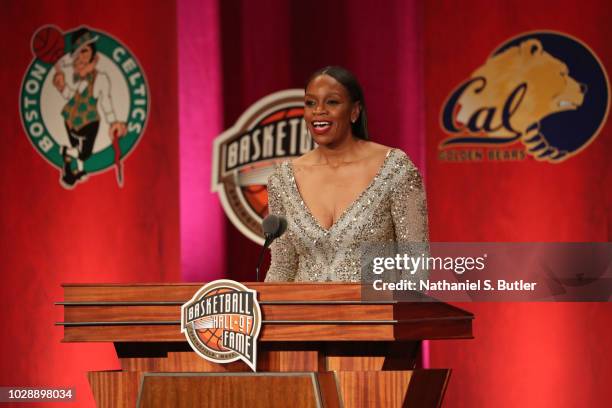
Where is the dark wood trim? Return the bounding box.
[403,369,451,408]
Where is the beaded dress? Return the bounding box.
[264,148,429,282]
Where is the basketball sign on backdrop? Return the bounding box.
[181,280,262,371]
[212,90,314,244]
[20,25,149,188]
[439,31,609,163]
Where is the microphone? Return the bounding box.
[263,214,287,242]
[256,215,288,281]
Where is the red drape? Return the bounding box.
[0,1,179,406]
[424,1,612,406]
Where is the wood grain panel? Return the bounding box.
[63,323,395,342]
[65,305,181,322]
[88,371,141,408]
[336,371,412,408]
[60,284,473,342]
[119,350,320,373]
[260,324,395,341]
[404,369,451,408]
[64,325,183,342]
[137,373,321,408]
[394,318,473,340]
[119,351,251,372]
[63,303,393,322]
[258,351,320,372]
[327,356,386,371]
[262,304,393,321]
[394,302,474,320]
[316,372,342,408]
[64,285,199,302]
[325,341,420,371]
[63,283,363,302]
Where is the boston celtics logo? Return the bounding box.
[20,25,149,188]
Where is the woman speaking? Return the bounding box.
[265,66,429,282]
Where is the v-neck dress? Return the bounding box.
[264,149,429,282]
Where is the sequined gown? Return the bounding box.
[264,148,429,282]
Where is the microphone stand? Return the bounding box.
[255,235,273,282]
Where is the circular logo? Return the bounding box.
[181,280,262,371]
[440,31,609,163]
[212,89,314,244]
[20,25,149,188]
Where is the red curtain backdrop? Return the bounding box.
[0,1,179,406]
[424,0,612,406]
[178,0,226,282]
[1,0,611,407]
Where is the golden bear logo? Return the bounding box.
[441,31,609,163]
[456,39,585,144]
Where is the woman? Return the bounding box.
[265,66,428,282]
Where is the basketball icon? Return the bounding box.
[197,327,226,351]
[32,25,65,65]
[194,287,232,352]
[240,170,271,219]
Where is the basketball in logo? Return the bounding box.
[32,26,65,64]
[212,90,315,244]
[240,108,305,218]
[195,287,233,351]
[440,31,609,163]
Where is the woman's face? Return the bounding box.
[304,75,360,146]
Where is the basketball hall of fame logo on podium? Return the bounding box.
[181,280,262,371]
[212,90,315,245]
[19,25,149,189]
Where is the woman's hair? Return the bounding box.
[305,66,369,140]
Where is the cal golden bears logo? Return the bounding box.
[181,280,262,371]
[440,31,609,163]
[212,90,315,244]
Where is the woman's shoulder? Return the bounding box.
[386,149,424,191]
[267,159,292,187]
[391,148,417,169]
[360,141,413,163]
[373,146,424,191]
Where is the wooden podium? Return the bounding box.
[57,283,473,407]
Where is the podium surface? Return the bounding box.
[58,283,473,407]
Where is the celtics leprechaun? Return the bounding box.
[52,27,127,187]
